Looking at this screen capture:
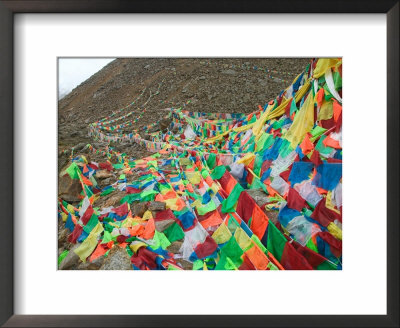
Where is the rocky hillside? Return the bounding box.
[58,58,311,163]
[57,57,345,271]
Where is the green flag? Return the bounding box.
[164,222,185,243]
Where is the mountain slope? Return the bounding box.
[58,58,310,151]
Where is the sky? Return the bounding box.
[58,58,115,99]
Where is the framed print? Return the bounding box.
[0,1,398,327]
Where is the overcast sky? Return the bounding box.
[58,58,115,98]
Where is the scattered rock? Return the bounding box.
[73,142,87,152]
[265,209,279,225]
[245,189,269,207]
[63,241,74,251]
[258,78,267,86]
[59,244,81,270]
[131,201,148,217]
[155,219,175,232]
[58,158,69,175]
[159,117,172,131]
[167,241,183,254]
[77,256,104,270]
[148,201,166,212]
[175,258,193,270]
[99,177,112,186]
[95,169,113,179]
[100,246,132,270]
[93,142,107,149]
[102,191,126,208]
[58,247,65,256]
[222,69,236,76]
[58,227,70,248]
[58,174,83,202]
[58,149,67,157]
[148,125,161,133]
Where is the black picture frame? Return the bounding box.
[0,1,398,327]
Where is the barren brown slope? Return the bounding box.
[58,57,311,155]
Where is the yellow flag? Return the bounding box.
[186,171,201,184]
[121,216,135,228]
[212,223,232,244]
[313,58,342,79]
[143,210,153,220]
[252,79,311,142]
[327,222,342,240]
[130,241,148,253]
[326,191,341,214]
[317,98,333,121]
[237,153,256,166]
[164,198,179,211]
[74,222,104,262]
[234,227,252,251]
[66,204,75,214]
[285,91,315,148]
[204,122,256,144]
[252,103,273,140]
[61,212,68,222]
